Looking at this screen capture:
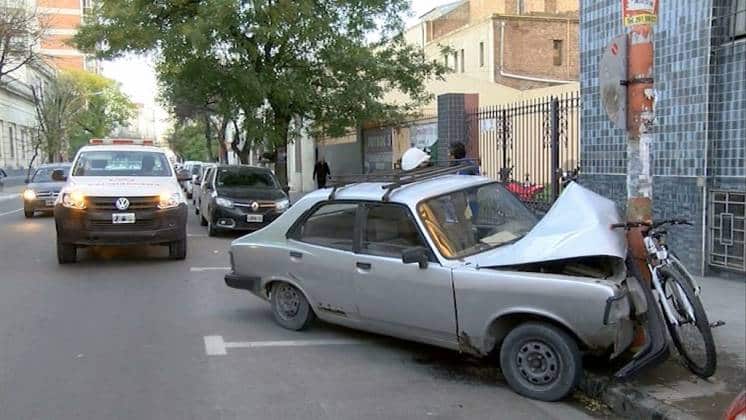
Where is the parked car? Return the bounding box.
[22,163,72,217]
[194,163,217,210]
[0,167,6,190]
[225,171,657,402]
[199,165,290,236]
[182,161,203,199]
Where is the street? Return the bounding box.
[0,187,605,420]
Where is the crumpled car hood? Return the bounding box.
[464,183,627,267]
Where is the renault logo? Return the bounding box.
[115,197,130,211]
[250,201,259,211]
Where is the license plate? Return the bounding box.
[246,214,263,223]
[112,213,136,224]
[45,199,55,206]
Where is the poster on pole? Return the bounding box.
[622,0,658,26]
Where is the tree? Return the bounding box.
[165,120,212,162]
[64,69,136,155]
[29,74,82,173]
[0,5,46,84]
[76,0,448,184]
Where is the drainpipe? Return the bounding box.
[499,21,574,84]
[700,6,715,276]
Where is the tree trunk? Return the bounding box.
[218,117,229,163]
[273,115,291,188]
[203,114,214,162]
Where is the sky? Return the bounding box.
[100,0,455,140]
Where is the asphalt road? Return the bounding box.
[0,189,609,420]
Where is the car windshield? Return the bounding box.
[72,150,172,177]
[191,164,202,176]
[216,167,278,189]
[418,183,538,259]
[32,166,69,182]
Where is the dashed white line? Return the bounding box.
[204,335,369,356]
[0,208,22,217]
[190,266,231,272]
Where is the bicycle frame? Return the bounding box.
[644,236,696,327]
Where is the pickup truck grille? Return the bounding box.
[87,196,160,211]
[87,219,157,231]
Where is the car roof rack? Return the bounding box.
[328,160,480,202]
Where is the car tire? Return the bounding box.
[57,237,77,264]
[499,322,582,402]
[169,238,187,260]
[270,282,315,331]
[24,207,34,218]
[207,219,218,237]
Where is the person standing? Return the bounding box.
[313,158,331,189]
[449,142,479,175]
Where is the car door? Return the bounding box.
[200,168,216,216]
[353,202,457,347]
[286,202,361,321]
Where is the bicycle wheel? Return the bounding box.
[659,263,717,378]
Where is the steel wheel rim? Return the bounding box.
[276,285,301,320]
[516,340,560,386]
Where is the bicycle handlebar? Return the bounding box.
[610,218,692,230]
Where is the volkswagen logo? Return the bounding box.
[250,201,259,211]
[115,197,130,211]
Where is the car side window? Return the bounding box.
[362,204,427,258]
[296,203,358,251]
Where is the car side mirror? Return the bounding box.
[282,185,290,194]
[176,169,191,182]
[402,247,429,269]
[51,169,67,182]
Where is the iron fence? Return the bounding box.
[467,92,581,212]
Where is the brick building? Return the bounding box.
[580,1,746,275]
[38,0,99,72]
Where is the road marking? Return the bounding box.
[204,335,369,356]
[190,266,230,272]
[0,208,22,217]
[187,233,207,237]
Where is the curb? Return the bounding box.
[578,371,699,420]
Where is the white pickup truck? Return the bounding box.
[53,141,190,263]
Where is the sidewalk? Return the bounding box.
[581,275,745,419]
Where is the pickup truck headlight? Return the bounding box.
[61,191,86,209]
[215,197,234,208]
[158,192,182,209]
[275,199,290,211]
[23,189,36,201]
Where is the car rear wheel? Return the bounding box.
[56,236,77,264]
[169,238,187,260]
[270,282,315,331]
[499,322,582,402]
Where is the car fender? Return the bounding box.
[261,275,317,309]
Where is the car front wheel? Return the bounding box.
[56,236,77,264]
[270,282,315,331]
[169,238,187,260]
[499,322,582,402]
[24,207,34,218]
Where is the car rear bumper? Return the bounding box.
[224,272,262,294]
[55,203,188,246]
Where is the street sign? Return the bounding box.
[622,0,658,26]
[599,35,627,130]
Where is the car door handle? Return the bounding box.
[356,262,372,270]
[289,251,303,259]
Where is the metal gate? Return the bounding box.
[467,92,580,212]
[709,190,746,272]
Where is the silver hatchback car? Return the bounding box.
[226,170,655,401]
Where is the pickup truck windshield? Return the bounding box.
[216,167,278,189]
[72,151,172,177]
[418,183,538,259]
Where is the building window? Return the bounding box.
[452,51,458,71]
[479,42,485,67]
[459,49,465,72]
[8,125,14,159]
[553,40,563,66]
[733,0,746,39]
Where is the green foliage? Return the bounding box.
[63,69,136,155]
[165,120,212,162]
[76,0,449,180]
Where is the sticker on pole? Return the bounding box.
[599,35,627,130]
[623,0,658,26]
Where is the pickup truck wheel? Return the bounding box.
[57,237,77,264]
[270,282,315,331]
[499,322,582,402]
[169,238,187,260]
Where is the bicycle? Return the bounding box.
[612,219,717,378]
